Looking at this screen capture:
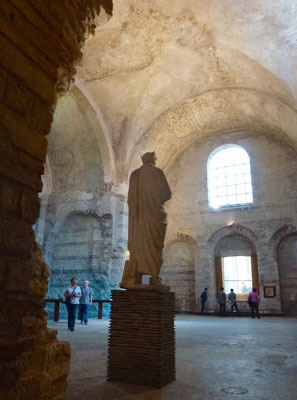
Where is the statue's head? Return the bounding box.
[141,152,156,166]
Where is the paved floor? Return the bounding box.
[48,316,297,400]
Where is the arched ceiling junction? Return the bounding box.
[74,0,297,182]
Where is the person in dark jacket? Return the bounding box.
[228,289,240,316]
[217,287,226,317]
[200,288,208,314]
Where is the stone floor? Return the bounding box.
[48,315,297,400]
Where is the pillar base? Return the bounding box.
[107,290,175,388]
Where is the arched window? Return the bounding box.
[207,145,253,209]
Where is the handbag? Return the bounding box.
[65,286,77,305]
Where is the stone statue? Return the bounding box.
[120,152,172,290]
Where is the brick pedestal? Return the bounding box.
[107,290,175,388]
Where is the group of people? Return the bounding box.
[64,278,93,331]
[200,287,260,318]
[64,277,261,330]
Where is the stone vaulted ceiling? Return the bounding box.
[75,0,297,181]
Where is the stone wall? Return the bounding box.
[47,212,113,318]
[164,130,297,314]
[161,241,195,312]
[0,1,112,399]
[33,88,124,318]
[214,235,255,257]
[40,123,297,317]
[277,233,297,315]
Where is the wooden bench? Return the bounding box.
[45,299,112,322]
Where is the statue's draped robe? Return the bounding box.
[127,164,171,278]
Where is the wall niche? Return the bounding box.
[46,212,112,318]
[278,233,297,315]
[161,241,195,312]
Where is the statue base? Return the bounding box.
[107,290,176,388]
[119,260,170,291]
[119,282,170,292]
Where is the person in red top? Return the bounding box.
[248,288,260,319]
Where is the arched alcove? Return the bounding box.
[46,212,112,318]
[277,233,297,315]
[51,213,102,270]
[207,224,259,253]
[214,233,259,301]
[161,238,195,312]
[207,225,259,306]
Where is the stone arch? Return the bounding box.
[39,88,116,258]
[204,224,260,308]
[269,224,297,258]
[207,224,259,253]
[47,211,103,283]
[128,87,297,178]
[70,84,116,184]
[165,231,197,247]
[269,225,297,315]
[44,203,107,265]
[0,2,113,398]
[161,232,196,312]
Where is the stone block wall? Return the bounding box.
[165,131,297,314]
[214,235,255,257]
[0,1,112,399]
[46,212,114,319]
[277,233,297,315]
[161,240,195,312]
[33,85,124,318]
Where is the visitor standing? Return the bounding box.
[200,288,208,314]
[64,278,81,331]
[80,280,93,325]
[248,288,260,319]
[228,289,240,316]
[217,287,226,317]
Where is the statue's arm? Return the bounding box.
[127,169,139,211]
[159,170,171,202]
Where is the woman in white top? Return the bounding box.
[64,277,81,331]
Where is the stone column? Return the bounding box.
[0,1,112,398]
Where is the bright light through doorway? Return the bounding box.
[222,256,252,294]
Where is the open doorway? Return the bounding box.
[222,256,253,301]
[214,234,259,303]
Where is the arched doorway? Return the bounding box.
[214,234,259,303]
[278,233,297,315]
